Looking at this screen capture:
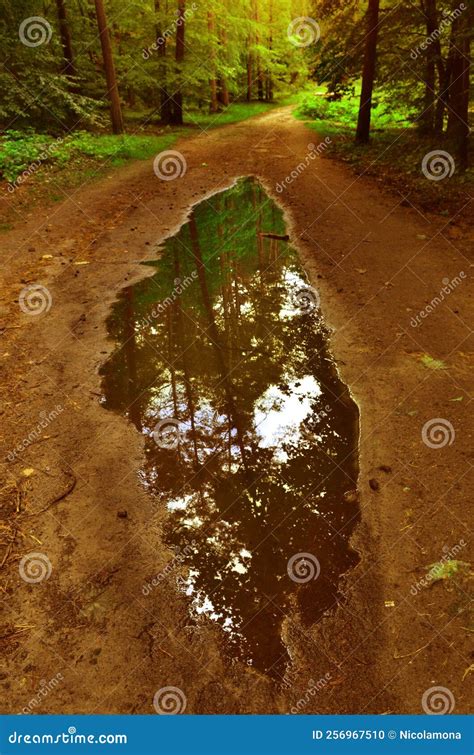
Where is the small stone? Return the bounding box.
[343,489,359,504]
[369,478,380,491]
[378,465,392,474]
[117,510,128,519]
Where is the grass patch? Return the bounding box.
[0,129,180,184]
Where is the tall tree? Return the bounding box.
[170,0,186,124]
[55,0,76,82]
[355,0,380,143]
[93,0,124,134]
[446,4,472,169]
[154,0,172,124]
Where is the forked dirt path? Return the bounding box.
[1,107,472,714]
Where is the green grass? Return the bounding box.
[1,129,180,184]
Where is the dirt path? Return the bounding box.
[1,107,472,715]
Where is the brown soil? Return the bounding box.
[1,107,472,715]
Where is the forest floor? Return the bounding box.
[0,106,472,714]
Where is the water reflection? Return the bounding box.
[101,178,359,678]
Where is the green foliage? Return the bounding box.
[296,87,414,133]
[0,130,178,183]
[427,560,471,583]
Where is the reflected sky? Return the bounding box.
[101,178,360,679]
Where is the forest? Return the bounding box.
[1,0,473,731]
[1,0,472,186]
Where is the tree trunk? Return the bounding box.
[218,78,230,107]
[93,0,124,134]
[255,0,264,101]
[208,11,218,113]
[55,0,76,83]
[155,0,172,124]
[446,8,471,170]
[419,0,438,133]
[246,50,253,101]
[170,0,185,125]
[355,0,380,144]
[218,26,230,107]
[266,0,273,101]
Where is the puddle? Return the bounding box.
[101,178,360,679]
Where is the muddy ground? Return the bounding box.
[1,107,472,715]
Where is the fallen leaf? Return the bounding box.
[419,354,447,370]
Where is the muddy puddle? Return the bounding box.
[101,177,360,680]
